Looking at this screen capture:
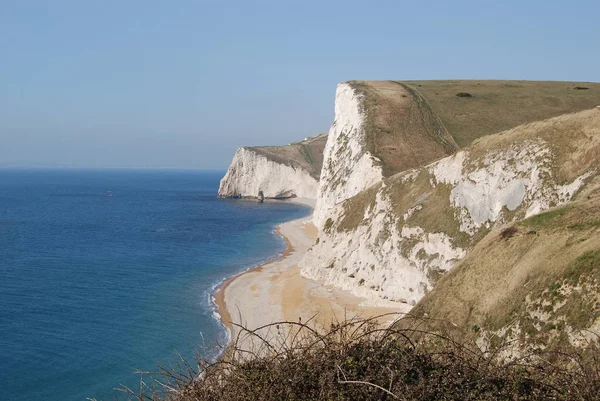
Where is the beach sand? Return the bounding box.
[214,203,409,355]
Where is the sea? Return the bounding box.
[0,168,311,401]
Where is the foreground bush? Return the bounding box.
[117,315,600,401]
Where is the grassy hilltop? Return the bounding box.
[404,80,600,147]
[347,80,600,176]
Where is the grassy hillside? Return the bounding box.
[347,80,600,177]
[402,80,600,147]
[347,80,459,177]
[409,188,600,354]
[247,133,328,179]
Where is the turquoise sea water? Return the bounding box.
[0,169,310,401]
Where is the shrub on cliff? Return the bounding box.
[114,316,600,401]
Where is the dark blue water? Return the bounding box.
[0,169,310,401]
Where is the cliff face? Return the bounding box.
[301,109,600,308]
[218,147,318,199]
[313,81,461,227]
[313,84,384,226]
[218,134,327,199]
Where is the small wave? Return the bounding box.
[204,230,288,351]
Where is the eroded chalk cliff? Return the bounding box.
[313,81,461,227]
[301,108,600,309]
[218,134,327,199]
[313,83,384,227]
[312,80,600,228]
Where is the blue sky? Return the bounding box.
[1,0,598,169]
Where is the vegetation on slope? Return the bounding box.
[117,317,600,401]
[247,133,328,179]
[402,80,600,147]
[409,193,600,355]
[347,80,459,177]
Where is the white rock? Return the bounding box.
[313,83,384,228]
[218,147,319,199]
[431,141,592,233]
[301,189,465,307]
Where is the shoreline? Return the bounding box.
[212,224,295,337]
[213,198,408,354]
[211,197,312,346]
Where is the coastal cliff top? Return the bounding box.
[346,79,600,177]
[246,133,328,180]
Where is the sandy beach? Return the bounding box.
[214,200,407,355]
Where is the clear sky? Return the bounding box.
[1,0,598,169]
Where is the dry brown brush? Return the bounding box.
[115,315,600,401]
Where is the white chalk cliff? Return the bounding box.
[313,83,384,228]
[218,147,319,199]
[218,134,327,199]
[301,108,600,308]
